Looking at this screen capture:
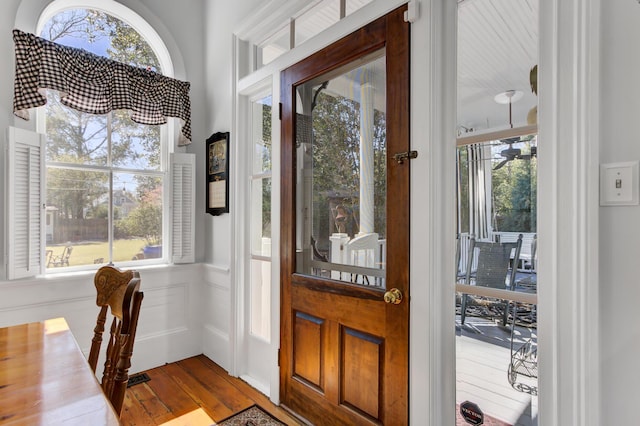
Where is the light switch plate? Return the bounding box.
[600,161,639,206]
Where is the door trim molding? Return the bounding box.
[538,0,601,425]
[422,0,601,424]
[409,0,458,424]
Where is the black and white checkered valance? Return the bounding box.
[12,29,192,146]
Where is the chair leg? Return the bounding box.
[502,300,509,326]
[460,294,467,325]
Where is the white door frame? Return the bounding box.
[537,0,601,424]
[232,0,602,424]
[413,0,601,425]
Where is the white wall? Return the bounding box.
[0,265,203,373]
[0,0,24,280]
[599,0,640,423]
[0,0,210,374]
[198,0,264,373]
[201,0,263,267]
[0,0,252,381]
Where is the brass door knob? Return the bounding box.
[384,288,403,305]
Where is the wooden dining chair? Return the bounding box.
[89,265,144,417]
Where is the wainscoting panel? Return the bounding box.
[202,263,231,371]
[0,264,203,373]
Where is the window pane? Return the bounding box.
[116,173,164,262]
[252,95,272,174]
[295,0,340,47]
[258,24,290,67]
[346,0,373,16]
[251,177,272,256]
[46,167,109,268]
[250,258,271,340]
[112,110,162,171]
[45,93,108,166]
[41,8,166,272]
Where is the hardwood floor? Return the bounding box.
[122,355,302,425]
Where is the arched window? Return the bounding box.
[38,9,168,270]
[6,1,194,278]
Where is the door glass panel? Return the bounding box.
[251,177,272,256]
[456,138,538,425]
[252,95,273,174]
[295,52,386,289]
[456,0,539,424]
[250,258,271,339]
[249,90,272,342]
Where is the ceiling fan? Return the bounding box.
[493,137,537,170]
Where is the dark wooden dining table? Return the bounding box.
[0,317,121,425]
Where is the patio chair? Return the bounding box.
[459,234,522,326]
[524,233,537,272]
[456,233,475,282]
[49,245,73,267]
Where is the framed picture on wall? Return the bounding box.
[206,132,230,216]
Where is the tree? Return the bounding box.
[492,155,537,232]
[257,100,272,238]
[310,90,387,243]
[118,187,162,246]
[457,141,537,234]
[41,9,161,221]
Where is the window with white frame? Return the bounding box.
[249,92,272,340]
[5,4,194,279]
[39,9,168,270]
[253,0,373,70]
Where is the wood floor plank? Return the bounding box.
[197,355,302,425]
[124,355,303,425]
[159,362,236,421]
[129,382,174,423]
[176,356,254,412]
[144,367,201,418]
[121,390,156,425]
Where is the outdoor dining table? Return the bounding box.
[0,317,120,425]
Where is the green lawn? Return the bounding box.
[46,238,147,267]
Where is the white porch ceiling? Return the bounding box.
[278,0,539,135]
[457,0,538,135]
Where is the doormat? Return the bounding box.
[217,405,286,426]
[126,372,150,388]
[456,404,512,426]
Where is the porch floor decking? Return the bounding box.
[456,316,538,426]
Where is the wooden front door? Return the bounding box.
[280,7,410,425]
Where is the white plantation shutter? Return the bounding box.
[6,127,45,279]
[170,153,195,263]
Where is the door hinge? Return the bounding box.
[277,348,281,366]
[393,150,418,164]
[278,102,283,120]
